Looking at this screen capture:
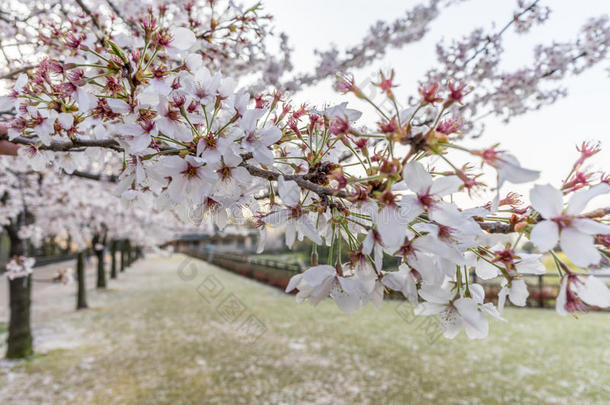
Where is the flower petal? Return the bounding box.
[402,161,432,194]
[572,218,610,236]
[559,228,601,267]
[566,183,610,215]
[530,184,563,219]
[529,220,559,252]
[170,27,196,51]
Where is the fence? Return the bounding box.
[183,247,302,290]
[181,246,610,310]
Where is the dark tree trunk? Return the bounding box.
[5,231,33,359]
[120,240,126,272]
[110,241,117,279]
[96,249,106,288]
[76,251,88,310]
[126,240,132,267]
[92,234,106,289]
[6,275,32,359]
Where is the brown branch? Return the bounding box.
[478,222,513,233]
[242,163,348,199]
[70,170,118,182]
[478,205,610,234]
[75,0,101,30]
[584,207,610,219]
[0,65,36,80]
[461,0,542,67]
[105,0,137,30]
[3,135,123,152]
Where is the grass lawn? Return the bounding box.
[1,254,609,404]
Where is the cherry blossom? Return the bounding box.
[529,183,610,267]
[556,274,610,315]
[5,256,35,280]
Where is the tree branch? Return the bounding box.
[2,135,123,152]
[70,170,118,182]
[477,205,610,234]
[242,163,349,199]
[74,0,101,30]
[0,65,36,80]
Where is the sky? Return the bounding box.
[263,0,610,207]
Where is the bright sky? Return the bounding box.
[264,0,610,207]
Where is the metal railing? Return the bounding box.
[183,247,610,310]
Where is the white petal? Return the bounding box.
[439,308,464,339]
[162,155,187,172]
[498,286,508,312]
[15,73,28,91]
[430,175,462,197]
[576,276,610,308]
[376,206,406,250]
[57,113,74,129]
[508,279,529,307]
[186,53,203,71]
[285,274,303,293]
[474,259,499,280]
[333,290,361,314]
[402,161,432,194]
[529,184,563,219]
[107,98,131,113]
[362,230,374,255]
[259,127,282,146]
[572,218,610,236]
[559,227,601,267]
[454,298,488,339]
[252,147,275,167]
[285,222,296,248]
[497,154,540,186]
[515,254,546,275]
[263,209,290,226]
[399,195,424,220]
[567,183,610,215]
[555,276,569,316]
[167,176,187,202]
[419,284,453,305]
[529,220,559,252]
[297,216,323,245]
[278,176,300,206]
[302,265,336,287]
[414,302,445,316]
[170,27,196,51]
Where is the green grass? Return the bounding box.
[1,255,609,404]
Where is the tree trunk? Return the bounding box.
[110,241,117,279]
[126,240,132,267]
[6,275,33,359]
[96,249,106,288]
[120,240,126,272]
[5,232,33,359]
[76,251,88,310]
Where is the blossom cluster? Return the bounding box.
[5,256,35,280]
[1,6,609,339]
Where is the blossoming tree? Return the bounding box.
[0,0,609,358]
